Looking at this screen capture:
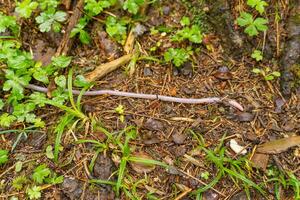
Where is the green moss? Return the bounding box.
[290,63,300,87]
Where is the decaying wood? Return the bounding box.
[84,54,133,81]
[124,28,135,54]
[280,0,300,97]
[257,136,300,154]
[56,0,85,56]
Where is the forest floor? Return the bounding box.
[0,0,299,200]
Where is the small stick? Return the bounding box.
[56,0,85,56]
[84,54,133,81]
[25,84,244,111]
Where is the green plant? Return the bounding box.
[70,17,91,44]
[26,185,41,199]
[35,9,66,32]
[45,145,55,159]
[32,164,51,184]
[105,16,128,44]
[247,0,268,15]
[15,0,39,19]
[287,172,300,199]
[115,104,125,122]
[0,12,19,36]
[200,171,210,180]
[180,16,191,26]
[251,49,263,61]
[0,149,9,165]
[12,176,29,190]
[252,67,281,81]
[266,166,300,199]
[172,25,203,44]
[0,27,73,127]
[84,0,116,16]
[88,126,169,197]
[195,146,265,198]
[38,0,59,10]
[0,113,16,127]
[0,99,4,110]
[236,12,268,36]
[15,161,23,172]
[32,163,64,184]
[164,48,191,67]
[123,0,145,14]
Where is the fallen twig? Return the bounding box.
[56,0,85,56]
[84,54,133,81]
[25,84,244,111]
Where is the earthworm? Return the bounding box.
[26,84,244,111]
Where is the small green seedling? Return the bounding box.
[236,12,268,36]
[27,185,41,199]
[247,0,268,15]
[251,50,263,61]
[172,25,203,44]
[32,164,51,184]
[0,99,4,110]
[35,9,66,32]
[70,17,91,44]
[105,16,128,44]
[200,171,210,180]
[15,0,39,19]
[12,176,29,190]
[0,12,20,36]
[0,113,16,127]
[252,67,281,81]
[0,149,9,165]
[123,0,145,15]
[84,0,116,16]
[115,104,125,123]
[180,16,191,26]
[38,0,59,10]
[45,145,55,159]
[15,161,23,172]
[164,48,191,68]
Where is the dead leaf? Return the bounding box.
[124,29,135,54]
[257,136,300,154]
[251,153,269,171]
[129,152,156,174]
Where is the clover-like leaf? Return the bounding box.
[15,0,39,19]
[247,0,268,14]
[123,0,145,14]
[32,164,51,184]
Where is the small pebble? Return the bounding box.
[214,66,233,80]
[229,139,247,155]
[274,97,285,113]
[173,68,179,76]
[181,62,193,76]
[236,112,254,122]
[143,67,153,76]
[162,6,171,15]
[133,23,147,36]
[143,118,164,131]
[172,131,186,144]
[181,86,196,95]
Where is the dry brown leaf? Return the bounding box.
[257,136,300,154]
[129,152,156,174]
[124,29,135,54]
[250,153,269,171]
